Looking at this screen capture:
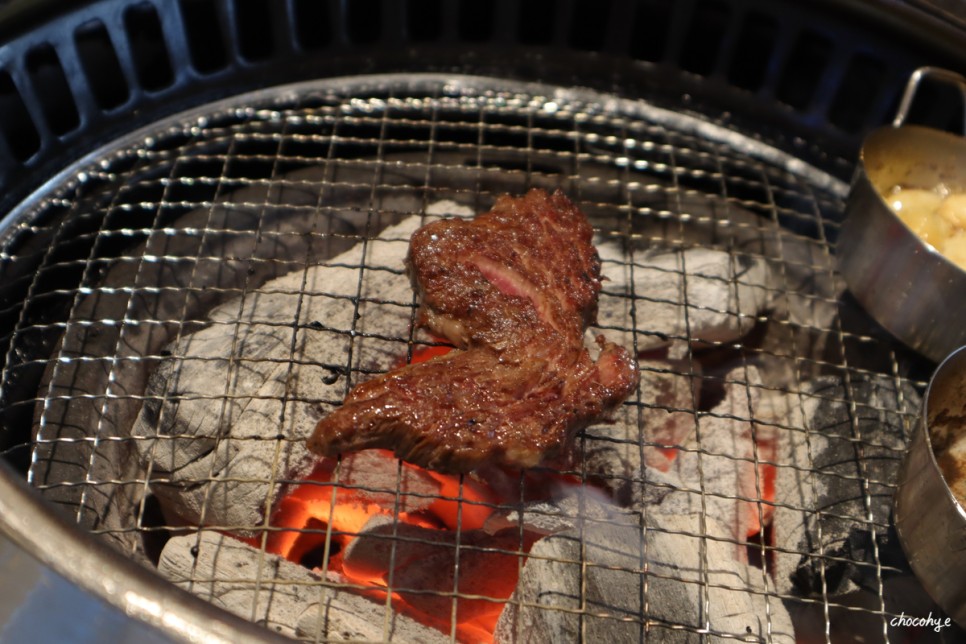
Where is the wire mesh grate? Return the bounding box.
[0,75,953,642]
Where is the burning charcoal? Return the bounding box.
[657,366,786,559]
[389,530,533,630]
[597,243,774,356]
[483,501,575,536]
[296,602,448,644]
[495,509,795,643]
[159,531,445,641]
[132,217,427,534]
[342,514,454,578]
[335,450,440,513]
[771,374,917,598]
[629,466,693,508]
[482,489,620,536]
[342,514,536,638]
[670,191,842,343]
[30,167,412,556]
[261,451,447,564]
[581,359,699,498]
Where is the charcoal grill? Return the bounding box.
[0,1,964,642]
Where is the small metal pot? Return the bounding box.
[836,67,966,364]
[895,344,966,627]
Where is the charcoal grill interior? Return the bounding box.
[0,1,964,643]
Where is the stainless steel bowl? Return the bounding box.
[895,345,966,628]
[836,67,966,364]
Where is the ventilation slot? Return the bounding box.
[629,0,672,63]
[124,3,174,91]
[346,0,382,45]
[0,71,40,161]
[179,0,229,73]
[407,0,443,42]
[776,30,833,110]
[293,0,334,50]
[680,0,731,76]
[728,11,777,92]
[570,0,614,52]
[457,0,493,41]
[827,53,887,133]
[233,0,274,61]
[74,19,129,110]
[26,44,79,136]
[519,0,557,46]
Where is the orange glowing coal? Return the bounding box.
[655,445,777,539]
[264,342,532,643]
[265,451,523,643]
[264,342,779,642]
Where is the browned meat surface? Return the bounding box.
[308,189,639,472]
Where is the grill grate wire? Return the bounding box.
[0,75,953,642]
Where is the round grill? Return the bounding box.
[0,73,950,642]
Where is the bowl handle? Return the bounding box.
[892,66,966,132]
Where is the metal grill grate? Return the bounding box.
[0,75,955,642]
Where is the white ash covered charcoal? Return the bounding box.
[331,450,440,513]
[296,603,449,644]
[581,359,699,498]
[495,509,795,643]
[656,365,789,560]
[481,488,626,537]
[341,514,449,577]
[159,531,446,642]
[340,514,535,636]
[31,167,382,556]
[741,230,842,383]
[342,513,531,581]
[671,189,843,333]
[133,217,428,533]
[770,374,917,598]
[597,241,774,357]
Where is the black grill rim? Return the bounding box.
[0,0,961,219]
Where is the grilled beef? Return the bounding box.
[308,189,639,472]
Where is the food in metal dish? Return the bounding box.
[936,438,966,506]
[919,348,966,506]
[932,398,966,507]
[887,185,966,269]
[308,189,640,473]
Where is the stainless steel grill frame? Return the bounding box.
[0,74,957,643]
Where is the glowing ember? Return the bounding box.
[265,449,523,643]
[749,462,777,537]
[263,343,779,642]
[651,436,778,539]
[265,341,538,642]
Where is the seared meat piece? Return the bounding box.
[308,189,639,472]
[308,335,636,472]
[409,189,603,349]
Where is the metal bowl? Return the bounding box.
[895,344,966,627]
[836,67,966,364]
